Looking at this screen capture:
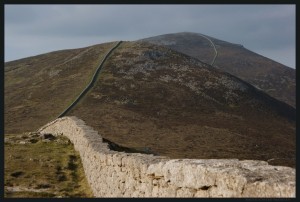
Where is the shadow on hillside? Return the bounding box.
[102,138,158,156]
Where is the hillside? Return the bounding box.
[140,32,296,108]
[5,42,116,133]
[5,41,295,168]
[68,41,295,167]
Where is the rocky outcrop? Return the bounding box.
[37,116,295,197]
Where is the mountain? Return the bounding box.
[139,32,296,108]
[5,40,295,168]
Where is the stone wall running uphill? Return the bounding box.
[37,116,295,197]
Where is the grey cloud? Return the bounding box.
[5,5,295,68]
[5,5,41,24]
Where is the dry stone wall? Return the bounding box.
[38,116,295,197]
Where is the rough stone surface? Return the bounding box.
[37,116,295,197]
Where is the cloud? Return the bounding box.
[5,4,295,68]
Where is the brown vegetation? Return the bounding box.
[5,40,295,171]
[141,32,295,107]
[68,41,295,167]
[5,42,115,133]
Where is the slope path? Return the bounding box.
[198,34,218,66]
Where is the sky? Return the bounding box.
[5,5,295,68]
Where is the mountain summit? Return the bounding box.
[139,32,295,108]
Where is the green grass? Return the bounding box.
[4,133,93,198]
